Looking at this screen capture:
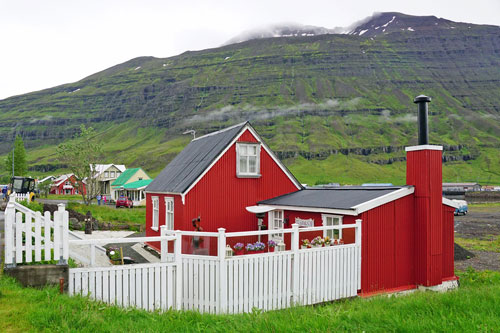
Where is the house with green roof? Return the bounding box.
[111,167,152,206]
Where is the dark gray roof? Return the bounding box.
[146,122,247,193]
[259,186,407,210]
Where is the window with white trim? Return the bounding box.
[110,171,115,178]
[165,197,174,230]
[322,214,343,240]
[104,171,109,178]
[236,143,261,177]
[152,196,159,230]
[270,210,284,242]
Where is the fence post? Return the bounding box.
[62,206,69,263]
[174,230,182,310]
[217,228,227,313]
[160,225,168,262]
[25,210,32,263]
[90,244,96,267]
[355,219,362,290]
[291,223,300,304]
[4,201,15,267]
[57,203,67,265]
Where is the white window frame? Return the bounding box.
[164,197,174,230]
[269,210,284,242]
[236,143,261,177]
[110,171,115,178]
[152,196,159,231]
[322,214,343,240]
[104,171,109,178]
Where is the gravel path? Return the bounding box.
[454,205,500,271]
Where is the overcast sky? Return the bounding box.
[1,0,499,100]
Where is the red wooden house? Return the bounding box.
[50,174,86,195]
[145,97,458,296]
[145,122,302,253]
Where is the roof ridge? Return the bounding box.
[191,122,247,142]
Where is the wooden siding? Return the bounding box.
[442,205,455,280]
[359,195,415,294]
[146,128,298,254]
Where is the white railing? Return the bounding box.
[4,201,69,266]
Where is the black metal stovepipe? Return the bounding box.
[414,95,431,145]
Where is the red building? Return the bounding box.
[145,99,458,295]
[145,122,302,253]
[50,174,86,195]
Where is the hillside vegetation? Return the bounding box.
[1,12,499,184]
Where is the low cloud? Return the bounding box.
[183,98,363,125]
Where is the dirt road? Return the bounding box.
[454,204,500,272]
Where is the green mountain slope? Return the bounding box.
[1,12,500,185]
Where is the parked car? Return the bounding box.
[116,196,133,208]
[452,199,468,215]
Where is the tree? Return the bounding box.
[5,135,28,177]
[57,125,103,205]
[37,179,52,198]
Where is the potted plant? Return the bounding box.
[311,236,324,248]
[339,239,344,245]
[333,239,339,245]
[324,236,331,247]
[301,239,310,249]
[267,239,277,252]
[234,242,244,255]
[245,243,255,253]
[254,241,266,253]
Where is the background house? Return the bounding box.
[50,174,86,195]
[90,164,126,198]
[111,167,152,205]
[442,182,481,193]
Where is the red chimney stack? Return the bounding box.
[406,96,444,286]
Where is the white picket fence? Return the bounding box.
[69,262,179,311]
[4,203,362,314]
[9,192,30,202]
[3,200,69,266]
[67,222,361,313]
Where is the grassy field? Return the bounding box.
[0,269,499,332]
[67,202,146,226]
[455,236,500,253]
[46,194,84,201]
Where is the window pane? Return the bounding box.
[240,156,248,173]
[251,146,257,155]
[240,145,247,155]
[327,229,334,239]
[249,156,256,173]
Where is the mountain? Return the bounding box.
[224,23,344,45]
[349,12,498,37]
[1,12,499,185]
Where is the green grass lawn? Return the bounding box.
[455,236,500,253]
[46,194,84,201]
[0,269,499,332]
[67,202,146,226]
